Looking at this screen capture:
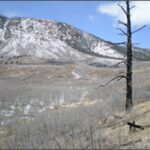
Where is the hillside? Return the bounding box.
[0,14,150,149]
[0,15,150,66]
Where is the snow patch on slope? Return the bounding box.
[93,42,123,58]
[0,17,125,65]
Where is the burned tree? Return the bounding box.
[117,0,146,111]
[125,0,133,111]
[96,0,146,112]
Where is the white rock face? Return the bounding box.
[0,16,126,66]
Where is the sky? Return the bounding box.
[0,1,149,49]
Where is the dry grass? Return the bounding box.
[0,61,150,149]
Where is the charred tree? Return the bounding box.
[96,0,146,112]
[126,0,133,111]
[119,0,145,111]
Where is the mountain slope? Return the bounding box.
[0,15,149,66]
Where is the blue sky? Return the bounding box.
[0,1,149,49]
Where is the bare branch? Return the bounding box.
[112,42,127,46]
[132,25,146,34]
[115,61,127,67]
[130,5,135,10]
[117,75,126,81]
[116,27,127,36]
[118,33,126,36]
[95,75,126,89]
[118,3,127,16]
[118,20,127,27]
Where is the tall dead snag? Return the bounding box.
[96,0,146,112]
[126,0,133,111]
[119,0,146,111]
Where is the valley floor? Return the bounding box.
[0,61,150,149]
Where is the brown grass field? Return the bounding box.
[0,61,150,149]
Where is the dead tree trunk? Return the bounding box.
[126,0,133,111]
